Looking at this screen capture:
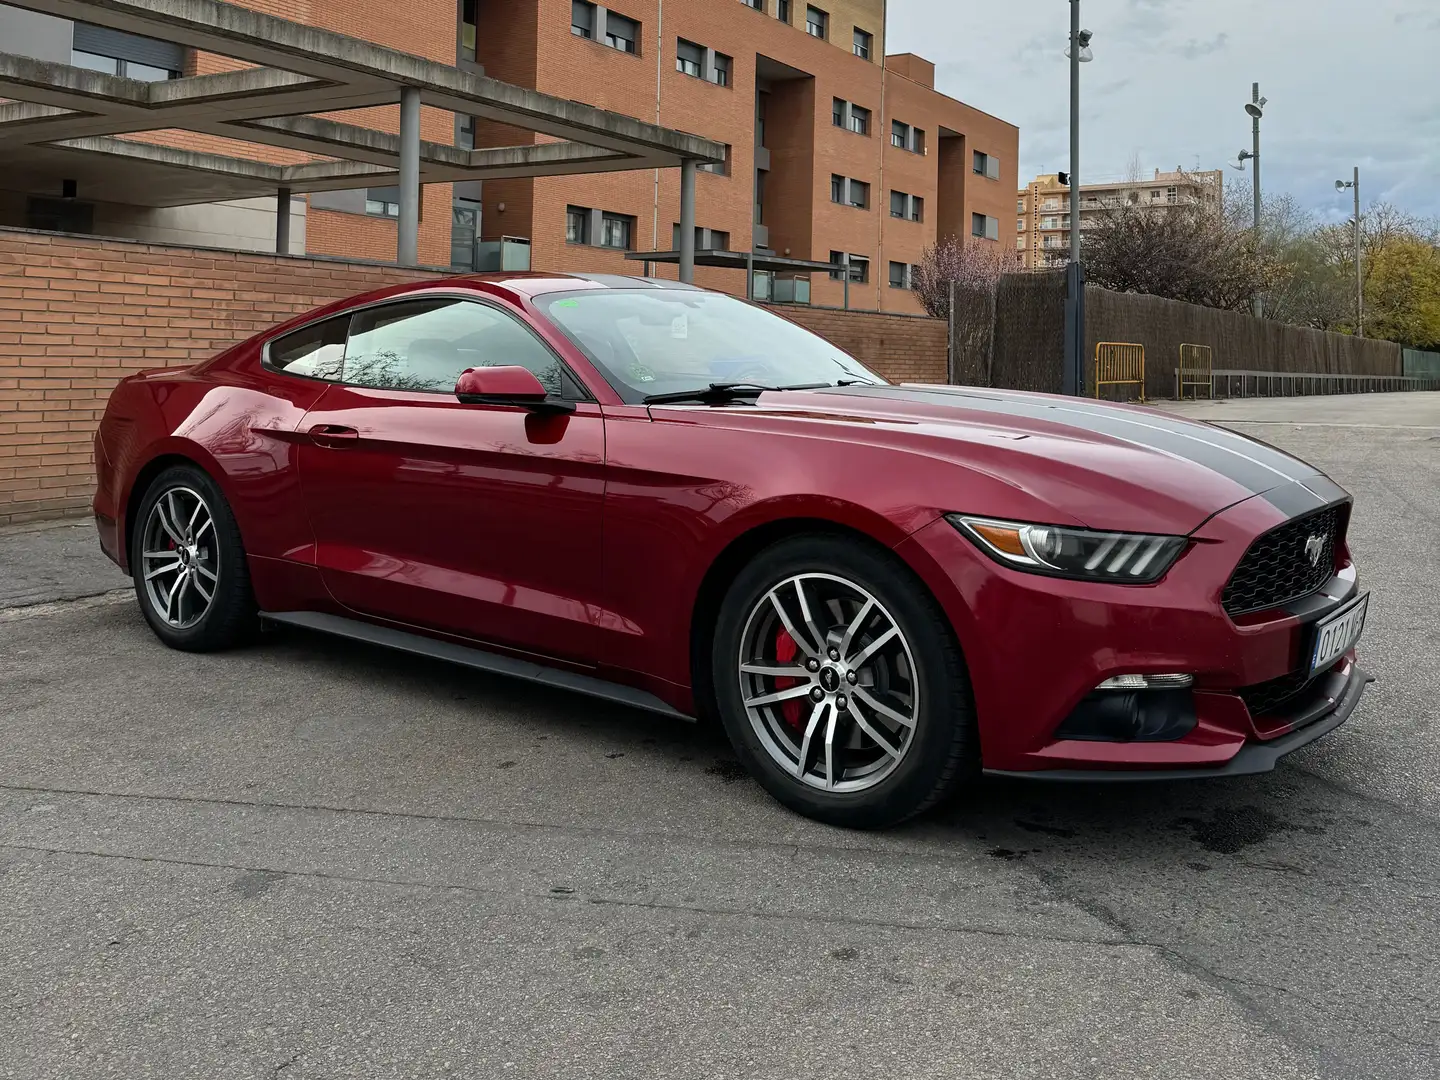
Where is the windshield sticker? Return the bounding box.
[554,299,580,308]
[629,363,657,383]
[671,314,689,339]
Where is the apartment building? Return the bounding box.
[0,0,1018,314]
[1018,168,1223,269]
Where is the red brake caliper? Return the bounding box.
[773,627,804,729]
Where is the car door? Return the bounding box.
[295,293,606,663]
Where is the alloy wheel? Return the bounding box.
[140,486,219,630]
[737,573,920,792]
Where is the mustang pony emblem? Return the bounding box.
[1304,534,1325,568]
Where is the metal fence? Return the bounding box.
[1207,369,1440,398]
[1176,343,1213,399]
[1094,342,1145,401]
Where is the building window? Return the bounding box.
[1017,217,1025,232]
[972,213,1000,241]
[1167,186,1178,204]
[742,0,764,8]
[973,151,1001,180]
[566,206,591,244]
[777,0,791,21]
[606,11,640,52]
[457,114,475,150]
[365,188,401,217]
[891,121,924,153]
[712,52,732,86]
[828,253,867,283]
[847,104,869,136]
[676,38,703,77]
[71,50,178,80]
[889,191,923,221]
[853,28,872,59]
[572,0,595,38]
[1017,198,1025,213]
[832,176,868,209]
[832,98,845,127]
[806,6,827,38]
[460,0,477,60]
[888,262,910,289]
[600,212,635,249]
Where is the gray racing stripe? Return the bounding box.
[824,385,1309,496]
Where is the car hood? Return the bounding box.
[737,383,1344,535]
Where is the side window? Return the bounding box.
[266,315,349,379]
[343,298,566,396]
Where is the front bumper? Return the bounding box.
[984,662,1371,780]
[896,496,1369,776]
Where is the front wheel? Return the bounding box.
[711,534,978,828]
[131,464,258,652]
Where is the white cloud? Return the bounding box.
[888,0,1440,218]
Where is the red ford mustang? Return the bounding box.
[93,273,1371,827]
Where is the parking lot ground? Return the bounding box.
[1,392,1437,1079]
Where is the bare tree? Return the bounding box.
[911,239,1020,385]
[1082,193,1282,312]
[911,238,1019,321]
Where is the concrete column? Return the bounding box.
[398,86,422,266]
[275,186,291,254]
[678,159,697,284]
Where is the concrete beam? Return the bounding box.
[5,0,726,165]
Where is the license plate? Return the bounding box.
[1310,593,1368,676]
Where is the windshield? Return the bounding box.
[534,289,885,403]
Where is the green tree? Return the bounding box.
[1363,238,1440,350]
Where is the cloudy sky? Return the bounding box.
[887,0,1440,222]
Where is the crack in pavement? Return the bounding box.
[0,781,1003,871]
[1,840,1143,952]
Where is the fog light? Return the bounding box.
[1095,673,1194,691]
[1054,689,1198,742]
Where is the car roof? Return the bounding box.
[397,271,706,301]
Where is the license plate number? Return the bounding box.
[1310,593,1368,677]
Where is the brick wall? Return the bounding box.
[0,228,947,524]
[771,305,948,385]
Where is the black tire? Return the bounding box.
[131,463,258,652]
[711,534,978,829]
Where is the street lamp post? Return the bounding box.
[1235,84,1267,317]
[1066,3,1092,265]
[1335,168,1363,336]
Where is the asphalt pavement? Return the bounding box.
[1,392,1437,1079]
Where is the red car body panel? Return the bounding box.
[93,273,1367,776]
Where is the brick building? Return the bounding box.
[1018,167,1224,270]
[0,0,1018,314]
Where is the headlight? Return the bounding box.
[947,515,1187,583]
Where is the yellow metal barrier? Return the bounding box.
[1176,343,1214,399]
[1094,342,1145,402]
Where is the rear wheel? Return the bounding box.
[131,464,257,652]
[711,534,978,828]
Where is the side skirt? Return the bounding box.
[261,610,692,721]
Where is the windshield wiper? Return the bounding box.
[642,382,829,405]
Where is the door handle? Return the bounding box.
[308,424,359,448]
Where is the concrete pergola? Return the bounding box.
[0,0,724,277]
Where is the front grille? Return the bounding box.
[1221,506,1342,617]
[1237,668,1314,718]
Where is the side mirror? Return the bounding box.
[454,366,574,414]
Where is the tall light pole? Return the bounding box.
[1235,84,1266,317]
[1066,4,1093,264]
[1335,169,1363,336]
